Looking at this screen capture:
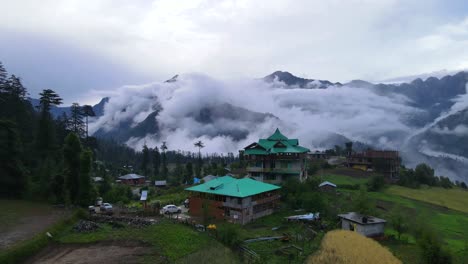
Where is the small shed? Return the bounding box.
[155,180,167,187]
[118,174,145,185]
[140,190,148,209]
[318,181,337,192]
[338,212,386,237]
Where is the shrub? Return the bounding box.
[367,175,385,191]
[218,224,241,247]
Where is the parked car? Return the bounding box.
[88,205,96,213]
[162,204,182,214]
[100,203,113,212]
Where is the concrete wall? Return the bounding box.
[341,219,385,237]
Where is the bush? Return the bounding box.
[367,175,385,191]
[218,224,241,247]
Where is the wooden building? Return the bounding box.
[338,212,386,237]
[347,150,400,179]
[118,174,145,185]
[242,128,310,183]
[185,176,281,225]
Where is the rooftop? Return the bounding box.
[185,176,281,198]
[319,181,337,188]
[244,128,310,155]
[338,212,386,225]
[118,174,145,180]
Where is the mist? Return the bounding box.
[88,73,467,182]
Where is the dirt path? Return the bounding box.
[26,241,155,264]
[0,203,69,250]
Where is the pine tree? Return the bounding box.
[161,142,168,179]
[63,133,82,204]
[0,62,7,88]
[4,75,27,99]
[36,89,62,154]
[152,146,161,178]
[184,162,193,184]
[82,105,95,139]
[141,144,150,177]
[78,149,93,206]
[0,120,27,198]
[69,103,85,138]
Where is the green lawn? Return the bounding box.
[319,174,369,186]
[324,174,468,262]
[386,185,468,213]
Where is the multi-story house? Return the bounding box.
[242,129,310,183]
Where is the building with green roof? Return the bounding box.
[242,128,310,183]
[185,176,281,224]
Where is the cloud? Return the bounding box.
[89,73,418,153]
[2,0,468,92]
[432,124,468,136]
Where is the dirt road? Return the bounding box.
[25,241,156,264]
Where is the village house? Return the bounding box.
[118,174,145,185]
[185,176,281,225]
[338,212,386,237]
[242,128,310,183]
[318,181,337,192]
[347,150,400,179]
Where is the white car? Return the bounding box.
[100,203,113,212]
[162,204,182,214]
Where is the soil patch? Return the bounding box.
[0,207,69,250]
[25,241,155,264]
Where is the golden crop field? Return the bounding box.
[308,230,401,264]
[386,185,468,213]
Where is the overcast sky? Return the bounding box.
[1,0,468,104]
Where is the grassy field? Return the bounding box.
[319,174,369,186]
[324,174,468,263]
[386,185,468,213]
[58,219,239,263]
[240,209,324,264]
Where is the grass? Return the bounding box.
[386,185,468,213]
[308,230,401,264]
[58,219,239,262]
[240,209,324,264]
[322,173,468,262]
[319,174,368,186]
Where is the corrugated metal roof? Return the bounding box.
[119,174,145,180]
[140,190,148,201]
[338,212,386,224]
[319,181,337,188]
[185,176,280,198]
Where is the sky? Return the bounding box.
[1,0,468,104]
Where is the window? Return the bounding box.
[255,161,263,167]
[265,174,276,180]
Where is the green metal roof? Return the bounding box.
[267,128,289,141]
[244,128,310,155]
[185,176,281,198]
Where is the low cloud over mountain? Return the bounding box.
[89,71,468,183]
